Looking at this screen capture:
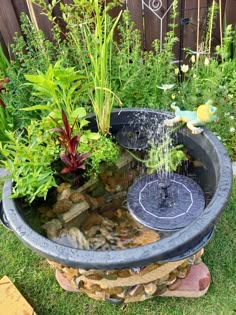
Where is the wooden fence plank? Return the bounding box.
[0,31,9,58]
[182,0,208,54]
[1,0,236,61]
[0,0,22,47]
[108,0,126,42]
[211,0,227,50]
[31,1,53,40]
[127,0,143,33]
[11,0,29,21]
[126,0,144,48]
[224,0,236,25]
[143,0,169,50]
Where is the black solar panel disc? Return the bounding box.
[127,173,205,231]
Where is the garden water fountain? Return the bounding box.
[127,172,205,231]
[1,108,233,303]
[116,108,206,232]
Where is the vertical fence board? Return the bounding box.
[127,0,144,48]
[31,1,53,40]
[127,0,143,33]
[0,31,9,58]
[1,0,236,61]
[224,0,236,25]
[182,0,208,54]
[143,0,169,50]
[211,1,227,50]
[11,0,29,21]
[108,0,126,42]
[0,0,22,47]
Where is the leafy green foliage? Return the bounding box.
[1,13,59,129]
[62,0,122,134]
[0,120,59,203]
[216,24,235,61]
[174,24,236,159]
[175,57,222,109]
[24,61,89,118]
[111,8,178,109]
[0,43,9,77]
[128,140,187,174]
[79,135,120,178]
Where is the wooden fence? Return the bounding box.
[0,0,236,61]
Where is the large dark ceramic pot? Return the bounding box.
[1,109,233,270]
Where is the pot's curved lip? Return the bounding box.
[2,108,233,269]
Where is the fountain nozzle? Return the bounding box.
[158,179,171,207]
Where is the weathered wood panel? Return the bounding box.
[127,0,144,48]
[182,0,208,53]
[224,0,236,25]
[30,1,54,40]
[0,0,22,47]
[143,0,170,50]
[0,0,236,60]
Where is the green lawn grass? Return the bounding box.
[0,181,235,315]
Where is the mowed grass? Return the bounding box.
[0,181,235,315]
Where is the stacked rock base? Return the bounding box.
[49,248,210,303]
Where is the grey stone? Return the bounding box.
[61,201,90,224]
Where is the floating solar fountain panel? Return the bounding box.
[115,125,149,150]
[127,173,205,231]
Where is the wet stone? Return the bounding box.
[41,156,163,252]
[83,213,103,230]
[90,182,105,197]
[68,227,90,250]
[52,199,73,214]
[42,219,62,239]
[57,188,71,201]
[69,192,85,203]
[60,201,89,224]
[84,195,99,210]
[57,183,71,193]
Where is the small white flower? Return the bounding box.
[230,127,235,133]
[171,94,176,100]
[157,84,175,91]
[217,136,222,140]
[228,94,234,99]
[230,116,234,120]
[181,64,189,73]
[204,57,210,66]
[224,112,230,117]
[193,74,197,78]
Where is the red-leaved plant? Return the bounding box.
[51,110,90,176]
